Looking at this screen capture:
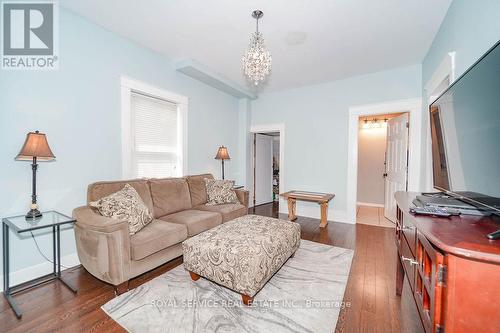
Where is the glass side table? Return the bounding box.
[2,210,78,319]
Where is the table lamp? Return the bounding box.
[214,146,230,179]
[16,130,56,219]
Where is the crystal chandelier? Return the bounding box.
[241,10,272,86]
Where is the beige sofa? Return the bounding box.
[72,173,249,294]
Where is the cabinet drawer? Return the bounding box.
[400,235,416,292]
[401,214,416,256]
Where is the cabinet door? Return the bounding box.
[415,231,445,333]
[402,214,417,256]
[396,206,402,247]
[395,206,416,256]
[401,235,416,292]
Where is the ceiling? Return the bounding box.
[61,0,452,93]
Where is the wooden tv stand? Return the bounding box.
[395,192,500,333]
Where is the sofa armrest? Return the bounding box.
[234,189,249,207]
[73,206,128,232]
[72,206,131,286]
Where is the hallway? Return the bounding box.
[356,205,395,228]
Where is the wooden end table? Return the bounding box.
[280,191,335,228]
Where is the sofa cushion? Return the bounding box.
[89,184,153,235]
[204,179,239,205]
[87,179,154,214]
[159,210,222,237]
[194,203,247,222]
[186,174,214,207]
[149,178,192,218]
[130,219,187,261]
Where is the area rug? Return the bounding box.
[102,240,354,333]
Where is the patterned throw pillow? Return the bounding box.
[204,179,239,205]
[89,184,153,235]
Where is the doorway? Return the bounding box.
[249,124,285,210]
[252,132,280,207]
[356,113,408,226]
[347,98,422,224]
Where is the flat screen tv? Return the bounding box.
[430,40,500,214]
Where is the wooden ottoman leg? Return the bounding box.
[189,271,201,281]
[241,294,254,306]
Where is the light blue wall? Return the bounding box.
[0,8,239,272]
[423,0,500,84]
[250,64,422,219]
[420,0,500,189]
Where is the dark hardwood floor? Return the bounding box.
[1,203,416,333]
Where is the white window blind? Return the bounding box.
[131,92,179,178]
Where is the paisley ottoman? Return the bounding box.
[182,214,301,305]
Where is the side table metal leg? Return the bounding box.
[55,225,77,294]
[3,223,22,319]
[2,223,7,293]
[4,294,22,319]
[53,225,56,275]
[56,225,61,277]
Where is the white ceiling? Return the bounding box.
[61,0,452,92]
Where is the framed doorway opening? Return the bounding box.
[357,112,408,226]
[423,52,456,191]
[347,98,422,224]
[249,124,285,210]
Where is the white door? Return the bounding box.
[384,113,409,222]
[254,134,274,206]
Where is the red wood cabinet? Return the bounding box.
[414,231,445,333]
[395,192,500,333]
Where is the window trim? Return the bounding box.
[121,76,188,179]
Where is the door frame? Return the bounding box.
[423,52,456,191]
[250,123,285,208]
[347,98,422,223]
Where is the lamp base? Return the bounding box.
[25,208,42,219]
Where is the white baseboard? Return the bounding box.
[279,206,354,225]
[357,201,385,208]
[0,253,80,292]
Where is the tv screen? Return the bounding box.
[430,41,500,212]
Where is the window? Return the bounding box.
[121,77,187,179]
[131,93,178,177]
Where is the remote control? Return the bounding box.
[409,206,454,217]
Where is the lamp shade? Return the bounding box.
[16,130,55,161]
[214,146,230,160]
